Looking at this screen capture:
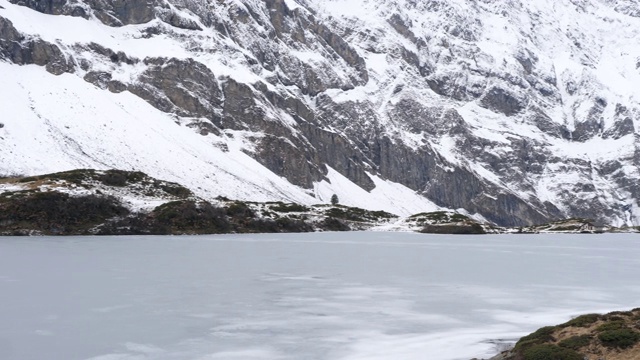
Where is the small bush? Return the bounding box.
[521,344,582,360]
[598,329,640,349]
[99,171,128,187]
[0,191,128,234]
[558,335,591,350]
[325,208,365,222]
[409,211,470,223]
[323,206,394,222]
[18,169,96,184]
[237,217,313,233]
[552,225,582,231]
[450,213,469,222]
[368,210,397,219]
[606,310,632,317]
[560,313,601,328]
[99,170,146,187]
[514,326,557,352]
[318,217,350,231]
[596,320,627,332]
[269,202,309,213]
[159,184,191,198]
[274,217,313,232]
[152,200,230,234]
[420,223,486,234]
[225,201,255,218]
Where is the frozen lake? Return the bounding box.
[0,233,639,360]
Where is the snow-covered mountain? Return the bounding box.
[1,0,639,226]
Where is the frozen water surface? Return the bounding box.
[0,233,639,360]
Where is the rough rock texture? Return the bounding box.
[0,17,74,74]
[2,0,640,226]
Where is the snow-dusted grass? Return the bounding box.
[1,233,639,360]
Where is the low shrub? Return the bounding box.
[0,191,129,234]
[151,200,231,234]
[521,344,582,360]
[225,201,255,218]
[98,170,147,187]
[19,169,96,184]
[409,211,469,223]
[323,206,395,222]
[159,183,191,198]
[269,202,310,213]
[325,207,365,222]
[558,335,591,350]
[237,217,313,233]
[318,217,351,231]
[514,326,557,352]
[420,223,485,234]
[598,329,640,349]
[560,313,601,328]
[596,320,627,332]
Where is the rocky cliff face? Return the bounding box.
[1,0,639,226]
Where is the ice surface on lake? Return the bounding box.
[0,233,639,360]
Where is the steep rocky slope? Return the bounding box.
[1,0,639,226]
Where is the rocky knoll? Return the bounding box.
[0,169,398,235]
[484,309,640,360]
[2,169,637,236]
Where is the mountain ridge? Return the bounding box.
[1,0,639,226]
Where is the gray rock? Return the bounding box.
[157,9,202,31]
[8,0,69,16]
[0,17,74,75]
[479,86,526,116]
[10,0,160,26]
[130,57,223,120]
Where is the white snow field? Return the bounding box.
[1,234,639,360]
